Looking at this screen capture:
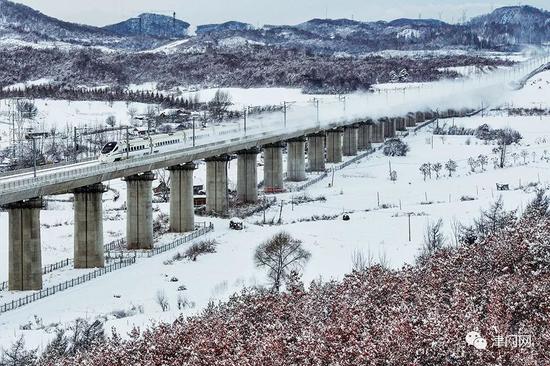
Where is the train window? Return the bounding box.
[101,142,117,154]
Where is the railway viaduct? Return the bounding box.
[2,54,550,291]
[0,107,467,291]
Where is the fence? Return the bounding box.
[103,238,126,252]
[0,258,136,315]
[0,258,74,292]
[0,223,213,298]
[292,148,377,192]
[106,222,214,259]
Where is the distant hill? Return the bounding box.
[196,21,252,36]
[0,0,164,49]
[0,0,548,54]
[103,13,190,39]
[468,5,550,46]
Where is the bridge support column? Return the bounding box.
[287,137,306,182]
[416,112,425,124]
[326,128,343,163]
[396,117,406,131]
[124,172,155,250]
[371,123,385,143]
[206,155,231,215]
[169,163,196,233]
[236,148,259,203]
[307,132,325,172]
[357,123,368,151]
[4,198,44,291]
[263,142,285,193]
[74,184,107,268]
[387,119,397,138]
[406,114,416,128]
[343,125,358,156]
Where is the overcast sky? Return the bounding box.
[12,0,549,27]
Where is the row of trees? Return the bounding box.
[419,159,458,180]
[0,85,202,110]
[0,46,513,94]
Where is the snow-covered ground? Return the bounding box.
[0,63,549,351]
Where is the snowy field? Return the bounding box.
[0,68,549,350]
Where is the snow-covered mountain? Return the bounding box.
[0,0,165,49]
[0,1,548,53]
[469,5,550,46]
[196,21,252,36]
[103,13,190,39]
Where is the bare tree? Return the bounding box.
[419,163,432,181]
[155,169,170,202]
[445,159,458,177]
[450,216,462,247]
[520,149,529,164]
[351,248,374,272]
[493,128,522,168]
[467,157,478,172]
[254,232,311,291]
[477,154,488,171]
[105,115,116,127]
[155,290,170,312]
[423,219,447,256]
[0,336,37,366]
[432,162,442,179]
[127,106,138,124]
[207,90,232,122]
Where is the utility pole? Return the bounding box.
[125,126,130,159]
[192,117,196,147]
[278,200,284,224]
[408,213,412,242]
[314,98,320,126]
[32,136,37,177]
[283,101,287,128]
[243,107,247,135]
[73,126,78,163]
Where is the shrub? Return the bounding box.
[184,239,218,261]
[383,138,409,157]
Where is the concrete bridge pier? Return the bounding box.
[388,118,397,138]
[287,137,306,182]
[169,163,197,232]
[236,148,259,203]
[124,171,155,250]
[406,114,416,128]
[326,128,343,163]
[371,123,385,143]
[3,198,44,291]
[307,132,326,172]
[396,117,406,131]
[343,125,359,156]
[74,184,107,268]
[416,112,425,124]
[263,142,285,193]
[382,118,396,139]
[206,155,231,215]
[357,123,369,151]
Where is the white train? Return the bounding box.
[99,132,188,163]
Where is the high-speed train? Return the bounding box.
[99,132,188,163]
